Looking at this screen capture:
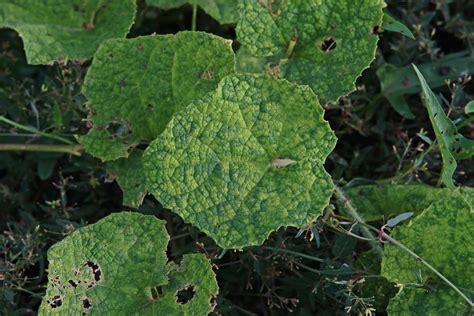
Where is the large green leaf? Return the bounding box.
[79,31,235,161]
[146,0,238,24]
[346,184,474,221]
[414,65,474,187]
[39,212,218,315]
[382,196,473,315]
[0,0,136,65]
[143,74,337,248]
[236,0,385,102]
[107,150,146,208]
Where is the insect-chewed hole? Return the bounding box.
[84,261,102,282]
[147,104,154,112]
[150,286,164,301]
[176,285,195,304]
[372,25,381,35]
[320,37,337,52]
[82,297,93,310]
[68,280,79,288]
[105,121,132,139]
[48,295,64,308]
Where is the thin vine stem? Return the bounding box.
[333,185,383,257]
[0,115,74,145]
[265,246,325,263]
[0,144,83,156]
[191,0,198,31]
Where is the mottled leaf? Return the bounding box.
[236,0,385,102]
[79,32,235,161]
[0,0,136,65]
[346,184,473,221]
[414,64,474,187]
[382,13,415,40]
[107,151,146,208]
[143,74,337,248]
[382,196,473,315]
[146,0,238,24]
[149,254,219,315]
[39,212,218,315]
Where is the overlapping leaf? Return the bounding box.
[0,0,136,64]
[377,51,474,119]
[414,65,474,187]
[346,184,474,221]
[236,0,385,102]
[79,31,235,161]
[147,0,238,24]
[382,196,473,315]
[107,151,146,208]
[143,74,337,248]
[39,212,218,315]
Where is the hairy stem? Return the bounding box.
[333,185,383,257]
[0,144,83,156]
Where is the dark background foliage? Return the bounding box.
[1,0,473,314]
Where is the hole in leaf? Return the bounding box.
[147,104,154,112]
[372,25,381,35]
[68,280,78,288]
[176,285,195,304]
[84,261,102,282]
[82,297,93,310]
[119,79,126,89]
[105,121,132,140]
[320,37,337,52]
[48,295,64,308]
[150,286,164,301]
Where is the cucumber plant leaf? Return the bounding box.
[0,0,136,65]
[414,65,474,187]
[346,184,474,221]
[236,0,385,102]
[107,150,146,208]
[382,196,473,315]
[39,212,218,315]
[78,32,235,161]
[146,0,238,24]
[143,74,337,249]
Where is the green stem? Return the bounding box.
[266,246,325,263]
[380,230,474,308]
[0,144,83,156]
[191,0,198,31]
[333,185,383,257]
[0,116,74,145]
[457,115,474,129]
